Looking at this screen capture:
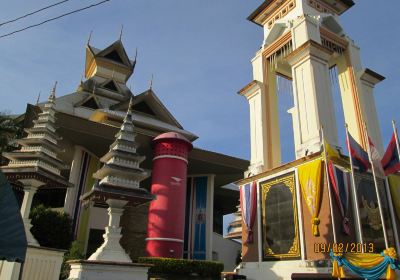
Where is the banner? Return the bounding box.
[328,162,351,235]
[298,159,323,236]
[388,175,400,223]
[382,133,400,176]
[240,181,257,243]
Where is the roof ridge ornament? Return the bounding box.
[149,74,154,90]
[87,30,93,45]
[36,91,41,105]
[119,24,123,41]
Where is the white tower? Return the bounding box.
[240,0,384,175]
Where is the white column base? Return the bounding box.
[23,218,39,246]
[88,226,131,262]
[68,261,150,280]
[88,199,131,263]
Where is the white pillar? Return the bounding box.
[359,69,384,154]
[20,186,39,246]
[64,146,84,216]
[287,40,338,158]
[88,199,131,262]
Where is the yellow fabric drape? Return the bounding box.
[331,248,398,280]
[388,175,400,223]
[299,159,323,236]
[325,140,340,161]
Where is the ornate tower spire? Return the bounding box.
[48,81,57,103]
[4,83,66,176]
[2,83,70,246]
[82,96,153,262]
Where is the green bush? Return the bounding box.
[137,257,224,279]
[60,241,85,280]
[30,204,73,250]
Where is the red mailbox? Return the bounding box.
[146,132,193,258]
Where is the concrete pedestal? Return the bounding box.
[68,260,151,280]
[88,199,131,262]
[0,245,65,280]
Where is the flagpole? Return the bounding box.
[321,125,337,244]
[345,124,364,248]
[392,120,400,163]
[363,122,389,249]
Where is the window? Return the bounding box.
[104,50,124,64]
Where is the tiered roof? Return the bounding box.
[225,204,243,240]
[3,83,67,176]
[82,97,154,205]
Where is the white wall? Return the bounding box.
[212,233,241,271]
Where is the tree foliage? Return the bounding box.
[0,112,24,164]
[30,204,73,250]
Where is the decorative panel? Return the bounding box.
[260,172,300,260]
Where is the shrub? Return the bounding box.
[60,241,85,280]
[137,257,224,279]
[30,204,73,250]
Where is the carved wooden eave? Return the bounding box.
[1,166,72,189]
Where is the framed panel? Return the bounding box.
[354,172,396,252]
[260,172,300,260]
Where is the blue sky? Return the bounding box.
[0,0,399,162]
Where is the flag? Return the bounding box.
[368,137,385,176]
[328,162,351,235]
[240,181,257,243]
[381,133,400,176]
[347,133,370,172]
[388,175,400,222]
[299,159,323,236]
[325,139,340,161]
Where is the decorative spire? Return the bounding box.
[36,91,41,105]
[119,24,123,41]
[48,81,57,103]
[87,30,93,45]
[82,93,153,263]
[124,96,134,123]
[149,74,154,90]
[3,81,66,176]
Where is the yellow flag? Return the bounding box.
[325,140,340,161]
[388,175,400,223]
[298,159,323,236]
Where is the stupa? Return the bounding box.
[2,82,71,245]
[68,97,154,280]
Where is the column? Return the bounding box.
[64,146,84,216]
[205,175,215,260]
[287,39,338,158]
[240,52,281,175]
[20,185,40,246]
[336,40,384,152]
